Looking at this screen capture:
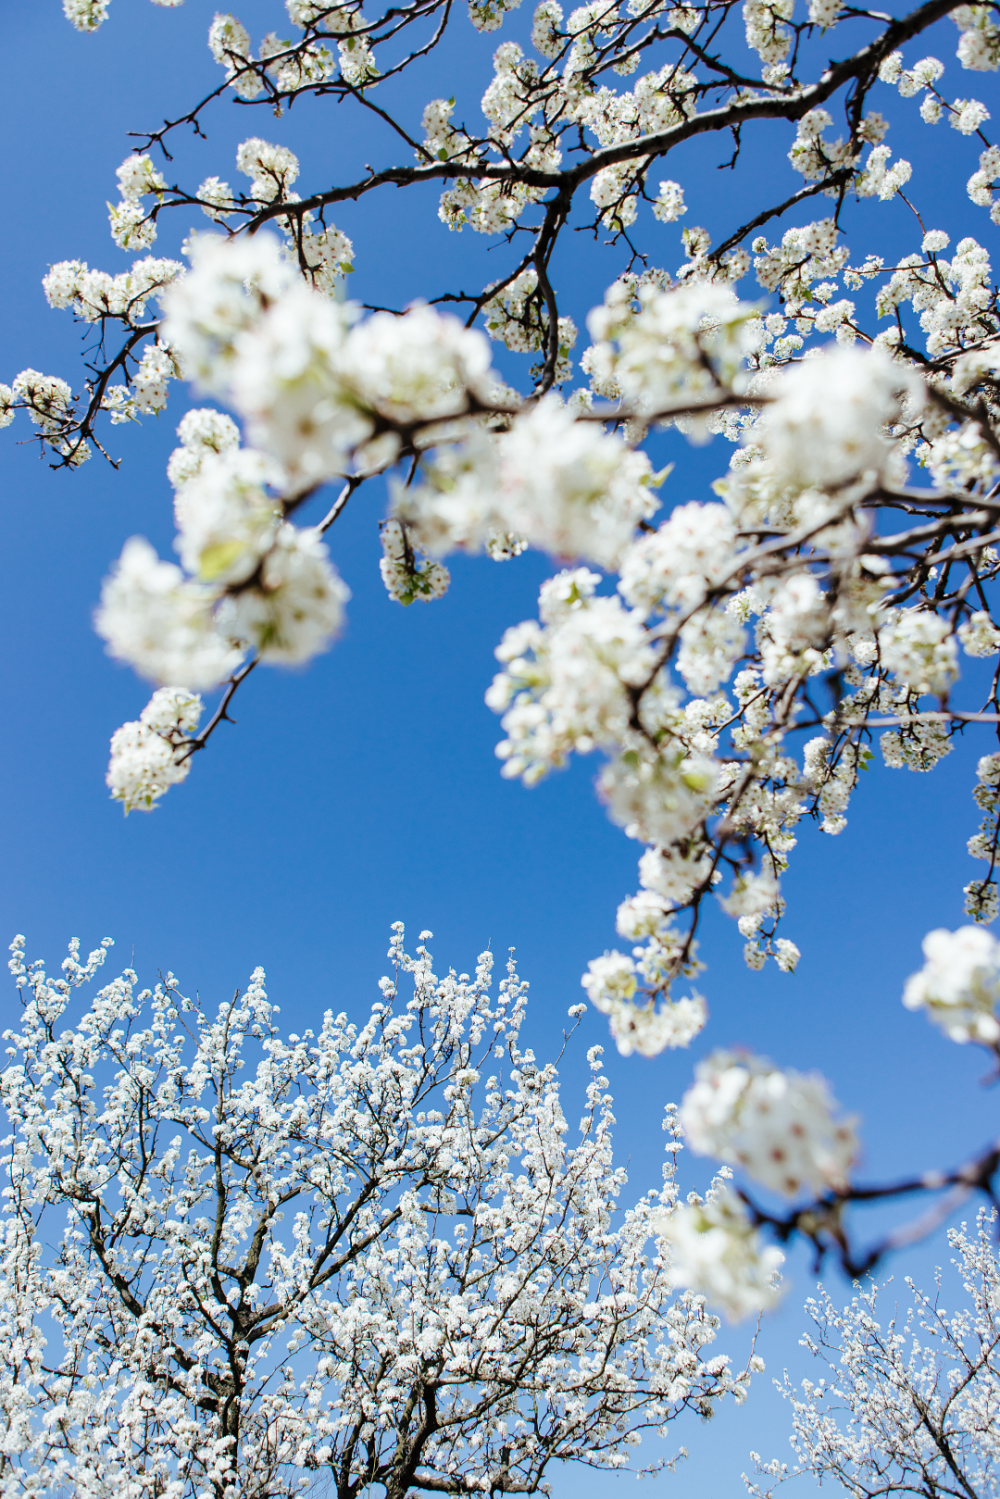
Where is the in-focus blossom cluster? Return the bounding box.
[107,686,203,813]
[64,0,181,33]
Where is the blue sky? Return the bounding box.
[0,0,998,1492]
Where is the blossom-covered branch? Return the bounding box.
[746,1211,1000,1499]
[17,0,1000,1309]
[0,925,761,1496]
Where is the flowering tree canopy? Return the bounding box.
[748,1210,1000,1499]
[5,0,1000,1305]
[0,925,761,1498]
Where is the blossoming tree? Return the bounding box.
[0,925,762,1497]
[747,1209,1000,1499]
[3,0,1000,1304]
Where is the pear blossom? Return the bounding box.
[680,1050,859,1197]
[106,687,203,813]
[903,925,1000,1043]
[95,537,244,690]
[654,1187,785,1321]
[754,346,919,491]
[958,610,1000,656]
[879,610,960,696]
[379,519,451,604]
[221,524,350,664]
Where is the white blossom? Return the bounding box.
[221,523,350,664]
[680,1050,859,1197]
[958,609,1000,656]
[879,610,959,696]
[902,925,1000,1043]
[95,537,244,690]
[379,519,451,604]
[173,447,283,585]
[107,687,202,813]
[653,1186,785,1321]
[754,346,919,492]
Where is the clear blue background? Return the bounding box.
[0,0,997,1491]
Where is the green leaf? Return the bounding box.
[199,540,246,582]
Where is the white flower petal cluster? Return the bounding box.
[95,537,244,690]
[653,1187,785,1321]
[581,949,707,1055]
[759,572,831,685]
[652,179,687,222]
[229,284,368,490]
[164,235,496,494]
[160,233,300,398]
[680,1050,859,1197]
[107,687,202,813]
[379,519,451,604]
[483,266,577,372]
[209,12,266,98]
[881,717,954,774]
[106,401,330,683]
[903,925,1000,1043]
[753,218,848,299]
[9,370,81,453]
[496,397,658,566]
[487,568,662,781]
[64,0,111,27]
[855,144,913,201]
[585,281,760,414]
[237,137,300,201]
[928,417,1000,488]
[221,523,350,664]
[619,501,737,613]
[600,742,719,848]
[107,153,166,251]
[953,3,1000,69]
[874,235,995,362]
[639,842,716,908]
[754,346,919,492]
[132,343,178,414]
[401,398,658,569]
[173,447,283,585]
[42,255,182,325]
[677,606,747,694]
[347,304,493,424]
[958,609,1000,656]
[718,869,780,918]
[166,406,242,489]
[879,609,959,696]
[964,751,1000,924]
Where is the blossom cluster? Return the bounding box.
[903,924,1000,1044]
[679,1050,859,1198]
[106,686,203,813]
